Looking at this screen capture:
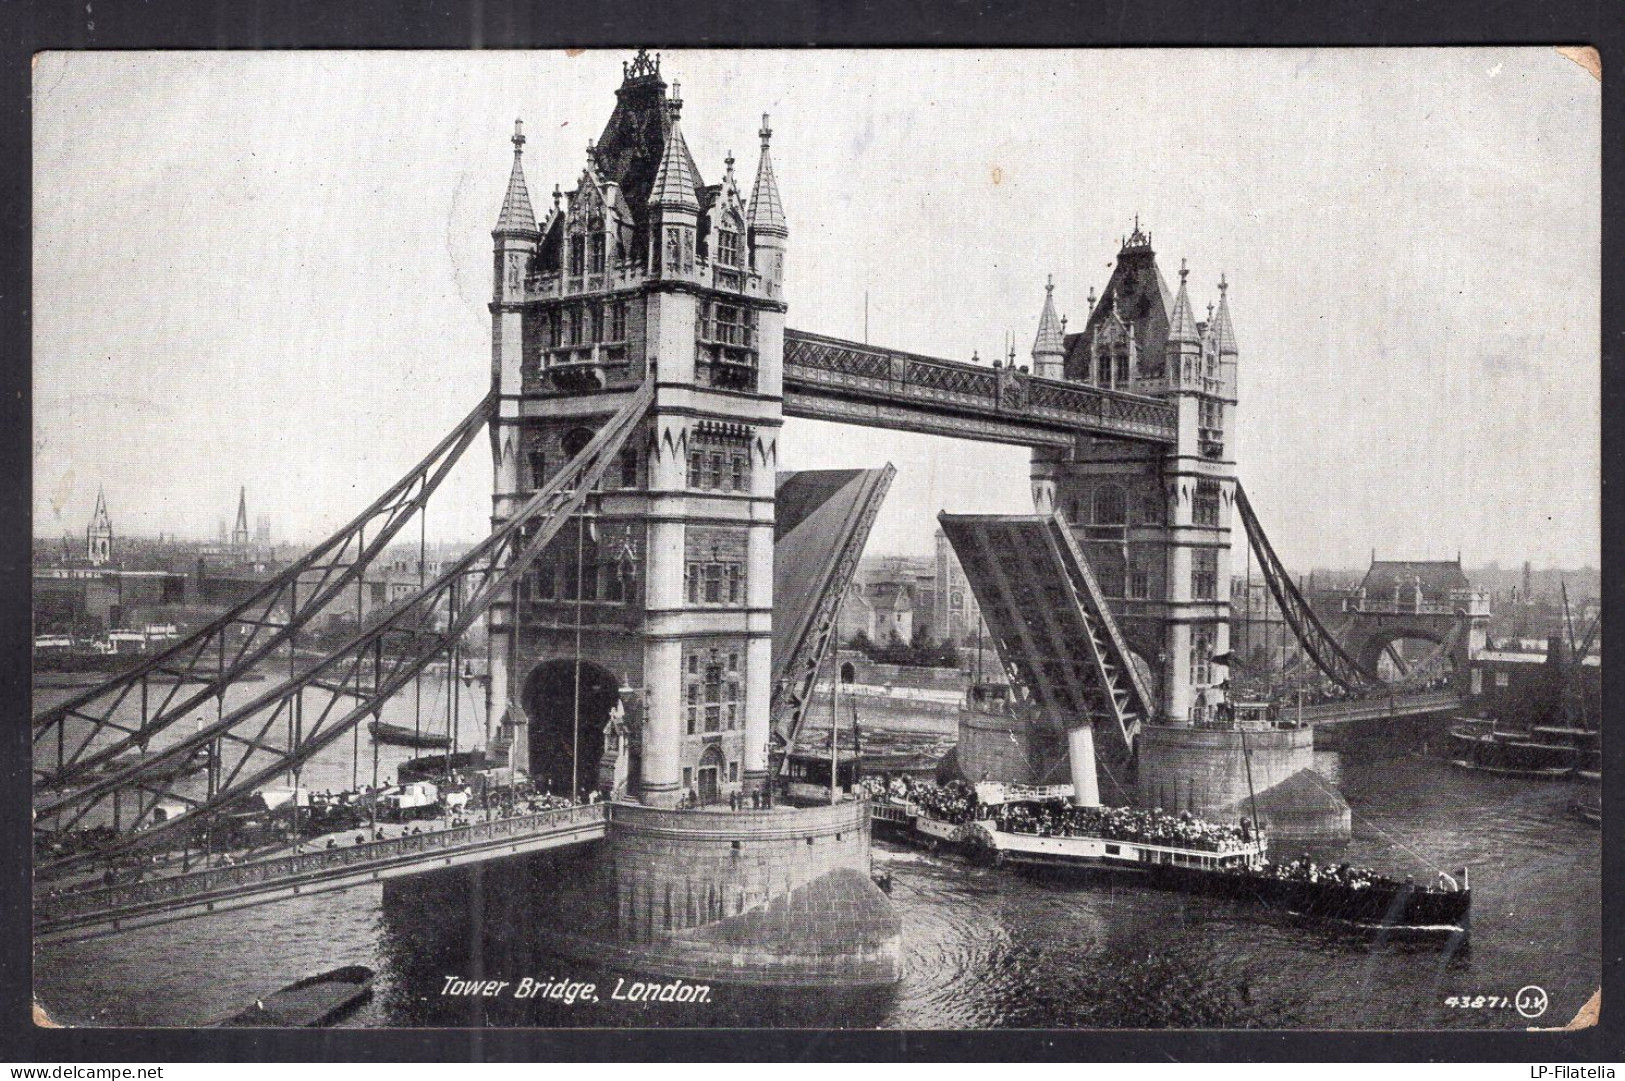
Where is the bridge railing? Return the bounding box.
[36,804,609,924]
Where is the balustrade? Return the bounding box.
[38,804,609,923]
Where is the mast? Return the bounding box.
[829,657,839,805]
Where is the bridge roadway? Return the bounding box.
[1297,691,1462,726]
[782,329,1179,447]
[36,804,609,944]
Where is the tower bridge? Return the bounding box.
[32,51,1479,975]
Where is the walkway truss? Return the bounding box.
[32,381,655,881]
[939,513,1154,764]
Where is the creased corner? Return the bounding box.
[33,998,62,1029]
[1556,46,1601,82]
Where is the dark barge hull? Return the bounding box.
[1001,852,1469,932]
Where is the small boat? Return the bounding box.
[398,749,487,783]
[1448,717,1588,779]
[214,965,375,1027]
[368,721,451,749]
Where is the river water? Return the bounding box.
[34,703,1599,1030]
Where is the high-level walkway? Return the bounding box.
[1298,690,1463,726]
[36,804,609,944]
[783,329,1179,447]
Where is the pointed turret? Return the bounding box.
[1210,273,1238,355]
[1167,259,1201,346]
[494,120,538,237]
[1031,275,1066,379]
[748,114,787,238]
[649,90,700,212]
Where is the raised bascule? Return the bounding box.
[31,52,1481,978]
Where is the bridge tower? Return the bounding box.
[1033,225,1238,729]
[486,52,786,809]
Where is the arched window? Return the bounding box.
[1094,484,1127,526]
[560,428,595,460]
[1137,490,1164,526]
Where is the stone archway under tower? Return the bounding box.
[521,658,622,798]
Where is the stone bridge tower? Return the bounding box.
[486,52,786,808]
[1030,223,1239,727]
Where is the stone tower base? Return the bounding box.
[1136,724,1350,843]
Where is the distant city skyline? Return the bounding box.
[34,50,1600,570]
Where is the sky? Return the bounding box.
[33,49,1600,571]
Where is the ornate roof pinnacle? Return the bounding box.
[623,49,660,82]
[748,113,787,237]
[1167,256,1201,346]
[760,113,773,148]
[494,120,539,235]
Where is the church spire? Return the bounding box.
[1031,275,1066,378]
[649,90,700,211]
[1210,273,1238,355]
[494,120,538,236]
[87,485,113,566]
[232,486,249,547]
[1167,259,1201,346]
[748,114,787,237]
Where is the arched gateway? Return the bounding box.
[521,659,621,797]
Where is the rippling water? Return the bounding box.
[34,717,1599,1030]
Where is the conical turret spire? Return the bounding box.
[649,92,700,211]
[1167,259,1201,345]
[748,113,787,237]
[1032,274,1066,358]
[1210,273,1238,355]
[494,120,538,235]
[90,485,110,527]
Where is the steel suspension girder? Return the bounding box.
[1233,482,1386,693]
[33,391,497,790]
[34,382,654,879]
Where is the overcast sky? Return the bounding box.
[33,49,1599,571]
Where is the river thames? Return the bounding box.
[34,698,1598,1031]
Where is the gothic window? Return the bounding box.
[1115,351,1130,385]
[561,308,575,346]
[713,305,746,346]
[1192,548,1219,600]
[590,304,604,343]
[589,234,605,274]
[686,682,699,735]
[1190,626,1215,689]
[730,452,747,491]
[703,663,723,733]
[718,229,741,268]
[1095,551,1126,598]
[666,228,681,270]
[707,453,724,489]
[610,301,627,341]
[569,236,585,276]
[1094,484,1127,526]
[1193,479,1221,527]
[685,556,746,608]
[688,451,704,488]
[1128,554,1150,600]
[548,310,563,349]
[725,680,739,729]
[727,564,743,604]
[704,563,723,603]
[1137,490,1164,526]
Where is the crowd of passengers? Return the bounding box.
[1254,854,1460,893]
[991,801,1255,853]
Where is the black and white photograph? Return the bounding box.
[29,47,1601,1034]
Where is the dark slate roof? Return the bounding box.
[1358,560,1470,600]
[1064,237,1174,380]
